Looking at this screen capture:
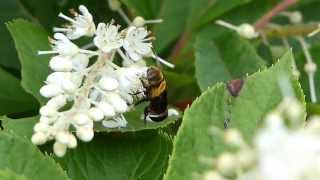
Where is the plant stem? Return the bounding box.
[169,31,191,60]
[254,0,298,30]
[263,23,319,38]
[296,36,317,103]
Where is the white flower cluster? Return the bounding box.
[203,97,320,180]
[33,5,173,157]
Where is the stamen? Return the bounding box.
[144,19,163,24]
[58,13,77,24]
[215,20,239,32]
[53,27,72,32]
[81,42,95,50]
[308,25,320,37]
[151,54,175,68]
[79,49,99,55]
[38,50,58,55]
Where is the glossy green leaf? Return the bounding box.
[0,0,29,69]
[0,131,69,180]
[230,51,306,141]
[7,19,50,105]
[164,51,305,179]
[0,169,28,180]
[1,116,38,139]
[164,83,230,180]
[195,32,266,91]
[58,131,172,180]
[0,68,38,115]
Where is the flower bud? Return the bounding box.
[39,105,57,117]
[76,127,94,142]
[49,56,73,72]
[31,132,47,145]
[132,16,145,27]
[224,129,244,147]
[71,53,89,70]
[56,131,71,145]
[236,150,256,169]
[47,95,67,109]
[88,107,104,121]
[40,84,63,98]
[67,134,77,148]
[33,122,50,133]
[216,153,237,175]
[40,116,52,124]
[237,23,258,39]
[53,142,67,157]
[46,72,72,85]
[203,171,226,180]
[105,92,128,113]
[74,113,91,126]
[99,77,119,91]
[304,62,317,74]
[97,102,116,118]
[62,79,77,93]
[54,33,79,56]
[108,0,121,11]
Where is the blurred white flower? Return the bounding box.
[54,5,96,39]
[94,22,123,53]
[123,26,153,61]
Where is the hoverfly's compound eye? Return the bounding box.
[147,66,163,86]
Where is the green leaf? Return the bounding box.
[164,83,230,180]
[1,116,38,139]
[187,0,251,28]
[120,0,162,19]
[57,131,172,180]
[164,51,305,179]
[154,0,251,52]
[7,19,50,105]
[0,0,29,69]
[18,0,60,30]
[230,51,306,141]
[195,32,266,91]
[0,68,38,115]
[0,131,69,180]
[0,169,28,180]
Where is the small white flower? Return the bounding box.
[94,22,123,52]
[54,5,96,39]
[123,26,153,61]
[50,33,80,56]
